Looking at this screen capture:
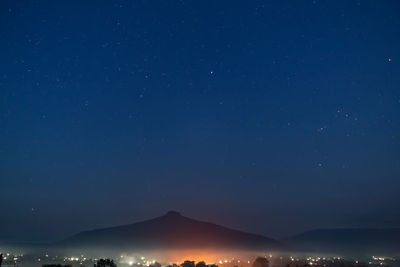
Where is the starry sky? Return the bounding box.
[1,0,400,242]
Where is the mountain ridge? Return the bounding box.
[286,228,400,255]
[58,210,284,251]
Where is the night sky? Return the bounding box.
[1,0,400,242]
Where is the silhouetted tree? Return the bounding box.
[196,262,207,267]
[252,257,269,267]
[150,262,162,267]
[0,253,2,267]
[182,260,195,267]
[94,258,116,267]
[208,264,218,267]
[42,265,72,267]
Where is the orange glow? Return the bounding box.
[135,249,261,265]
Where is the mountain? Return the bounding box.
[58,211,283,251]
[286,228,400,255]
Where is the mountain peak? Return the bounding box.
[61,211,284,251]
[164,210,182,217]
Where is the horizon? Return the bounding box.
[1,210,399,244]
[1,0,400,254]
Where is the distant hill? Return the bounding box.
[286,228,400,255]
[58,211,284,251]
